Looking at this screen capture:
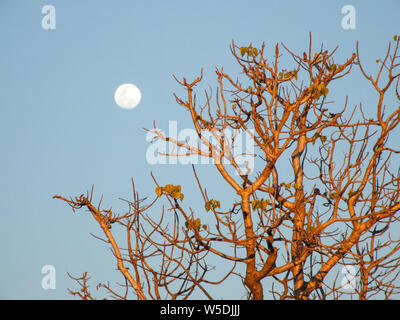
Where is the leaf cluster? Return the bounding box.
[251,199,271,211]
[185,218,207,231]
[311,133,327,145]
[278,69,298,81]
[309,82,329,99]
[155,184,184,201]
[240,45,259,58]
[204,199,221,212]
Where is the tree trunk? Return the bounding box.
[242,193,264,299]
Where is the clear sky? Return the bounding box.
[0,0,399,299]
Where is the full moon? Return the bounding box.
[114,83,142,109]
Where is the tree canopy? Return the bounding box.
[55,35,400,300]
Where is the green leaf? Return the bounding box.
[212,200,220,209]
[205,199,220,212]
[185,218,202,231]
[261,201,267,211]
[171,191,179,199]
[252,199,270,211]
[159,184,184,201]
[194,218,201,230]
[321,87,329,98]
[313,53,321,63]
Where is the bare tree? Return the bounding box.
[54,34,400,300]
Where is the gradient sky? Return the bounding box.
[0,0,399,299]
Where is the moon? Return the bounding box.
[114,83,142,109]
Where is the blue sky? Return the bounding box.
[0,0,399,299]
